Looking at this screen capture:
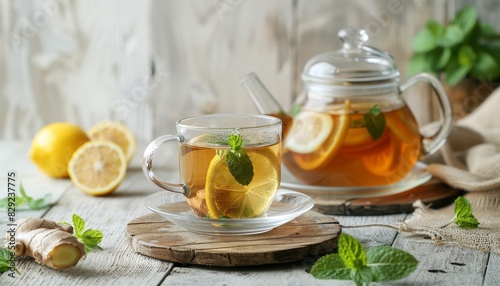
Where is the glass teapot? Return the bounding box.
[241,28,452,187]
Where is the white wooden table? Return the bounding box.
[1,141,498,286]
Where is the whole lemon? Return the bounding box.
[29,122,90,178]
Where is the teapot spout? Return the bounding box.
[240,72,293,138]
[240,72,285,115]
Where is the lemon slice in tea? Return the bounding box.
[205,148,280,219]
[68,141,127,196]
[288,101,351,171]
[286,111,333,154]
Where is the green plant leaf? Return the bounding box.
[471,51,500,79]
[80,229,104,253]
[453,196,480,228]
[0,248,11,274]
[350,266,373,286]
[411,28,436,52]
[407,53,432,75]
[364,105,386,140]
[439,24,465,47]
[226,150,254,186]
[0,183,52,211]
[310,234,419,285]
[452,5,477,36]
[225,133,254,186]
[427,20,445,37]
[430,47,451,71]
[367,245,419,282]
[228,133,243,151]
[458,45,476,67]
[72,214,85,236]
[0,247,19,275]
[68,214,104,253]
[310,253,351,280]
[445,59,470,86]
[338,233,367,270]
[481,23,500,40]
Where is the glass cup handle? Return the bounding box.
[142,135,190,196]
[399,73,453,159]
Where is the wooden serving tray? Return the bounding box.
[126,211,341,267]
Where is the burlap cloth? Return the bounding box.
[404,87,500,254]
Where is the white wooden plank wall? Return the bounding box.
[5,0,497,142]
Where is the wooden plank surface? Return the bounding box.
[160,214,404,285]
[1,141,498,285]
[1,170,173,286]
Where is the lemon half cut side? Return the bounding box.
[87,121,136,164]
[68,141,127,196]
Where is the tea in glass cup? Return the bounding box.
[143,114,282,219]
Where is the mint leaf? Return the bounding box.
[350,266,372,286]
[72,214,85,237]
[452,5,477,36]
[80,229,103,253]
[225,133,254,186]
[27,194,52,210]
[0,247,20,275]
[364,105,386,140]
[367,245,419,282]
[310,253,351,280]
[68,214,103,253]
[339,233,367,270]
[411,28,436,52]
[310,233,418,285]
[0,183,52,211]
[453,196,479,228]
[228,133,243,151]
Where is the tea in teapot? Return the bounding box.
[241,28,453,187]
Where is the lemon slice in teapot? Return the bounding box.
[285,111,333,154]
[285,100,351,170]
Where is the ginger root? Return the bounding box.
[5,217,85,269]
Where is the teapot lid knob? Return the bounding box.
[338,28,368,50]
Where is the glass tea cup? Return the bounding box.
[142,114,282,219]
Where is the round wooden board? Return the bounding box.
[126,211,340,267]
[309,180,463,215]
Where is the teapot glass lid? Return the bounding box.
[302,28,400,84]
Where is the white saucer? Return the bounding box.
[144,189,314,236]
[280,162,432,199]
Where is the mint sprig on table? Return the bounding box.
[441,196,480,229]
[0,183,52,211]
[0,247,20,275]
[226,133,254,186]
[310,233,418,286]
[61,214,103,253]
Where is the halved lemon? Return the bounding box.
[287,101,351,170]
[205,148,280,219]
[87,121,136,164]
[68,141,127,196]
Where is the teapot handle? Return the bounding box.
[399,73,453,159]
